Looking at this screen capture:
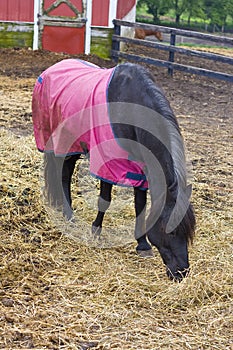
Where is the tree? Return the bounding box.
[169,0,189,23]
[186,0,205,25]
[204,0,233,30]
[138,0,233,28]
[137,0,171,23]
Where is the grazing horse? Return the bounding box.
[135,28,163,41]
[32,59,195,281]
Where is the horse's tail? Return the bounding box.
[43,152,64,209]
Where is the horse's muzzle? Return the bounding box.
[166,266,190,282]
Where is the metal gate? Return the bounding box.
[38,0,86,54]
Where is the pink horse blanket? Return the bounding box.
[32,59,148,189]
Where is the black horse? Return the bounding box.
[32,60,195,281]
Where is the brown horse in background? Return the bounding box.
[135,28,163,41]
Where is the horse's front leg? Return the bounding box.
[92,181,113,236]
[134,187,154,257]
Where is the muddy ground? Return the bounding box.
[0,46,233,134]
[0,47,232,198]
[0,48,232,349]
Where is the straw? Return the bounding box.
[0,48,232,349]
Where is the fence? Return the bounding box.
[111,20,233,82]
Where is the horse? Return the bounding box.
[32,59,195,281]
[135,28,163,41]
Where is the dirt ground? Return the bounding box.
[0,48,232,349]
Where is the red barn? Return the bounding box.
[0,0,137,54]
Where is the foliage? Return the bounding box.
[186,0,205,24]
[137,0,233,28]
[169,0,189,23]
[204,0,233,27]
[137,0,171,23]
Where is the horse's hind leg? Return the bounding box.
[134,187,154,257]
[44,153,80,220]
[62,155,80,220]
[92,181,113,236]
[44,152,64,209]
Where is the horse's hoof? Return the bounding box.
[137,249,154,258]
[92,225,102,237]
[68,216,76,224]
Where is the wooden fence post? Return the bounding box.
[112,21,121,63]
[168,32,176,76]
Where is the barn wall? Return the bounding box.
[91,0,110,27]
[116,0,136,20]
[0,0,137,52]
[90,0,136,57]
[0,0,34,48]
[42,0,85,54]
[120,2,136,39]
[0,0,34,22]
[43,0,83,16]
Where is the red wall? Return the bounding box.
[0,0,83,22]
[117,0,136,19]
[0,0,136,25]
[43,0,83,16]
[0,0,34,22]
[43,0,84,54]
[92,0,110,26]
[0,0,136,54]
[91,0,136,26]
[42,26,85,54]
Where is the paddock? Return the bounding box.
[0,48,232,349]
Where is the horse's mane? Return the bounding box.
[138,66,196,242]
[116,63,196,241]
[124,64,186,180]
[130,63,180,132]
[179,204,195,244]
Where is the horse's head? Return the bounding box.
[154,31,163,42]
[147,186,195,281]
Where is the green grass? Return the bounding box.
[177,42,233,50]
[90,30,113,59]
[136,4,153,18]
[90,39,111,59]
[0,31,33,48]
